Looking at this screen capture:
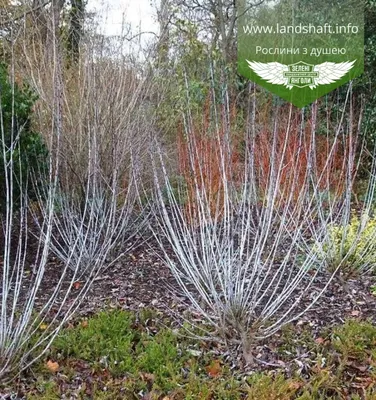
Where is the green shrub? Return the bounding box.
[319,213,376,275]
[0,63,48,212]
[52,310,137,376]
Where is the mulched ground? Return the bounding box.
[2,227,376,399]
[22,232,375,322]
[4,207,376,335]
[84,243,376,325]
[8,226,376,340]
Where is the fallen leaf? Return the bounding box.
[46,360,59,373]
[349,362,368,372]
[81,320,88,328]
[353,376,374,389]
[139,372,155,383]
[206,360,222,378]
[139,372,155,391]
[39,323,48,331]
[287,381,303,391]
[315,337,325,344]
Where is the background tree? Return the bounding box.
[66,0,84,64]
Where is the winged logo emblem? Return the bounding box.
[246,60,356,90]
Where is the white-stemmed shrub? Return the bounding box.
[146,78,367,363]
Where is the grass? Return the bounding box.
[5,309,376,399]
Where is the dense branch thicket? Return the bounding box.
[0,19,150,381]
[146,78,376,363]
[0,0,375,382]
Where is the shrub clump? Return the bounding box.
[321,213,376,275]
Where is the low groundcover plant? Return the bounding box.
[321,212,376,276]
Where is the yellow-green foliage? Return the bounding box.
[322,213,376,274]
[246,373,303,400]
